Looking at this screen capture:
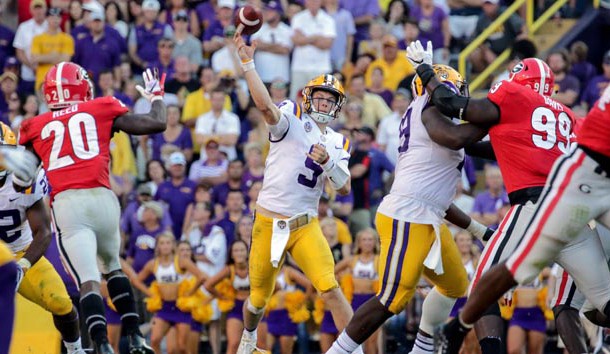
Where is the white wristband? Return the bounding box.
[17,258,31,271]
[12,174,33,188]
[466,219,488,240]
[241,59,255,72]
[151,95,163,102]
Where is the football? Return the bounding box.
[234,5,263,36]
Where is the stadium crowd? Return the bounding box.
[1,0,610,353]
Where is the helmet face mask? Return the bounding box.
[43,62,94,110]
[413,64,468,97]
[302,74,346,124]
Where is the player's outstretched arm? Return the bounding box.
[234,32,281,126]
[445,204,495,241]
[465,141,496,161]
[421,106,488,150]
[114,68,167,135]
[416,64,500,125]
[20,199,52,272]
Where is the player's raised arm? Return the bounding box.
[113,68,168,135]
[421,106,488,150]
[234,32,281,126]
[406,40,500,125]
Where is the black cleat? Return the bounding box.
[128,333,154,354]
[95,341,115,354]
[435,317,471,354]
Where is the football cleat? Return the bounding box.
[434,317,470,354]
[94,341,115,354]
[127,333,154,354]
[236,333,267,354]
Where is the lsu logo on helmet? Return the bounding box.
[0,123,17,178]
[302,74,346,124]
[413,64,468,97]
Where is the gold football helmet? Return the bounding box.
[302,74,346,124]
[0,123,17,178]
[412,64,468,97]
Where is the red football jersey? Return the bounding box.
[577,95,610,157]
[19,96,129,198]
[487,80,576,194]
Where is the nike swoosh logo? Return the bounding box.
[335,145,343,150]
[9,198,18,202]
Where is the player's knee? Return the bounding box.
[248,289,270,310]
[553,304,576,320]
[437,280,468,299]
[46,294,74,315]
[584,309,610,327]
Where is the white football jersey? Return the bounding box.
[0,170,47,253]
[377,92,465,224]
[257,100,350,217]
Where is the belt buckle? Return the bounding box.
[289,214,309,231]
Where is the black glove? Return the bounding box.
[483,227,495,242]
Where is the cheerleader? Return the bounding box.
[265,265,312,354]
[204,240,251,354]
[138,233,207,354]
[334,228,380,354]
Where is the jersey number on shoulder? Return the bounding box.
[41,113,101,171]
[0,210,21,243]
[531,107,571,154]
[398,107,413,153]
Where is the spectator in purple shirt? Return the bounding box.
[73,9,122,84]
[581,50,610,111]
[155,151,198,238]
[470,165,507,229]
[367,67,394,106]
[97,69,133,107]
[339,0,380,48]
[159,0,200,38]
[411,0,450,64]
[216,189,246,245]
[356,127,395,209]
[126,201,167,275]
[211,159,245,215]
[128,0,173,73]
[202,0,235,57]
[188,138,229,187]
[144,104,193,163]
[242,142,264,190]
[0,25,15,70]
[569,41,598,96]
[71,2,127,55]
[149,37,176,80]
[195,0,217,36]
[547,49,580,107]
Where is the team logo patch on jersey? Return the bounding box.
[278,220,287,229]
[304,121,312,132]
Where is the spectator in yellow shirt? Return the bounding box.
[365,35,413,91]
[348,74,392,127]
[30,8,75,90]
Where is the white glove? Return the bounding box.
[136,68,166,102]
[0,146,39,187]
[406,40,434,69]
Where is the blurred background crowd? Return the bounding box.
[2,0,610,352]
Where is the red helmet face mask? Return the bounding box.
[43,62,94,110]
[509,58,555,97]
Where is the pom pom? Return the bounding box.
[288,306,311,323]
[313,297,325,325]
[145,296,163,313]
[340,273,354,304]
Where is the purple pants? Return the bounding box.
[449,297,467,318]
[104,300,122,325]
[509,307,546,333]
[351,293,374,311]
[227,299,245,321]
[267,309,298,336]
[320,310,337,335]
[191,317,203,332]
[155,301,192,326]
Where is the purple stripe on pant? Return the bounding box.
[351,293,375,311]
[0,262,17,354]
[155,301,192,325]
[104,300,122,325]
[509,307,546,333]
[320,310,338,334]
[227,299,245,321]
[449,297,467,318]
[267,309,298,336]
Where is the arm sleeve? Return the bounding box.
[268,100,299,141]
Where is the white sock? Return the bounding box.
[326,330,360,354]
[419,287,457,334]
[242,327,257,342]
[410,332,435,354]
[64,338,82,353]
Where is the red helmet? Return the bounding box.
[43,62,94,110]
[508,58,555,97]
